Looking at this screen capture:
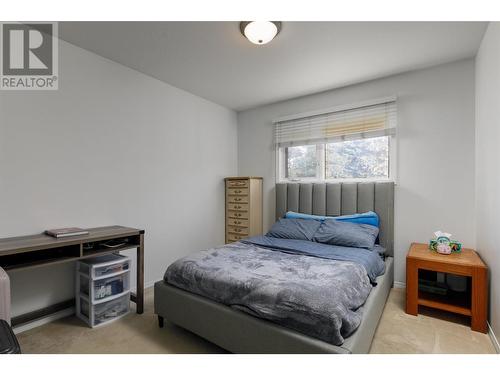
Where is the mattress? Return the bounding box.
[164,238,386,346]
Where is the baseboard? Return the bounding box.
[13,307,75,334]
[13,279,160,334]
[145,279,159,289]
[393,281,406,289]
[130,279,160,293]
[488,322,500,354]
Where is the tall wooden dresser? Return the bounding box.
[225,177,263,243]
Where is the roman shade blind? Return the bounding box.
[274,99,397,147]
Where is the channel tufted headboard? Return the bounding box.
[276,182,395,257]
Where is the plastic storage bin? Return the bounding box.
[76,254,131,327]
[79,293,130,327]
[79,273,129,302]
[78,254,130,279]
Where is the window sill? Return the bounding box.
[277,178,396,184]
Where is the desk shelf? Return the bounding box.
[0,244,81,271]
[82,243,138,257]
[81,235,140,257]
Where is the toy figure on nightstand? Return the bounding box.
[429,231,462,254]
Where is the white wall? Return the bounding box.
[237,59,476,284]
[475,22,500,339]
[0,39,238,317]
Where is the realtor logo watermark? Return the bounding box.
[1,22,58,90]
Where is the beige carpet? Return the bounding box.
[370,288,496,353]
[17,287,496,354]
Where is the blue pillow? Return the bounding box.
[266,218,321,241]
[284,211,379,227]
[313,220,379,249]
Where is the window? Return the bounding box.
[275,99,396,182]
[285,144,318,179]
[325,137,389,179]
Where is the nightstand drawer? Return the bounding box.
[227,218,248,227]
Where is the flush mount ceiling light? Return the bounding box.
[240,21,282,45]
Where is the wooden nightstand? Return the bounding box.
[406,243,488,333]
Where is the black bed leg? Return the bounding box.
[158,315,164,328]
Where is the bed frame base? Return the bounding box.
[154,257,393,354]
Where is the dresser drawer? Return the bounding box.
[227,202,248,211]
[226,226,248,235]
[226,195,249,204]
[227,210,249,219]
[226,180,249,188]
[227,218,248,227]
[226,187,248,196]
[227,233,246,242]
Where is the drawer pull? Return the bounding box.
[234,190,241,194]
[235,213,241,217]
[234,228,241,232]
[234,198,241,201]
[235,205,241,209]
[234,221,241,224]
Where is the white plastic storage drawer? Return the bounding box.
[79,292,130,327]
[76,254,131,328]
[78,254,130,279]
[79,272,130,303]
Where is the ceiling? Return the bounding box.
[59,22,487,111]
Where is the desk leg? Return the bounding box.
[136,233,144,314]
[471,267,487,333]
[406,258,418,315]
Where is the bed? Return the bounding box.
[154,181,394,354]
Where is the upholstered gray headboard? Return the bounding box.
[276,182,394,257]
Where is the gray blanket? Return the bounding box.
[243,236,385,283]
[164,239,381,345]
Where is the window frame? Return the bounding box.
[276,135,396,183]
